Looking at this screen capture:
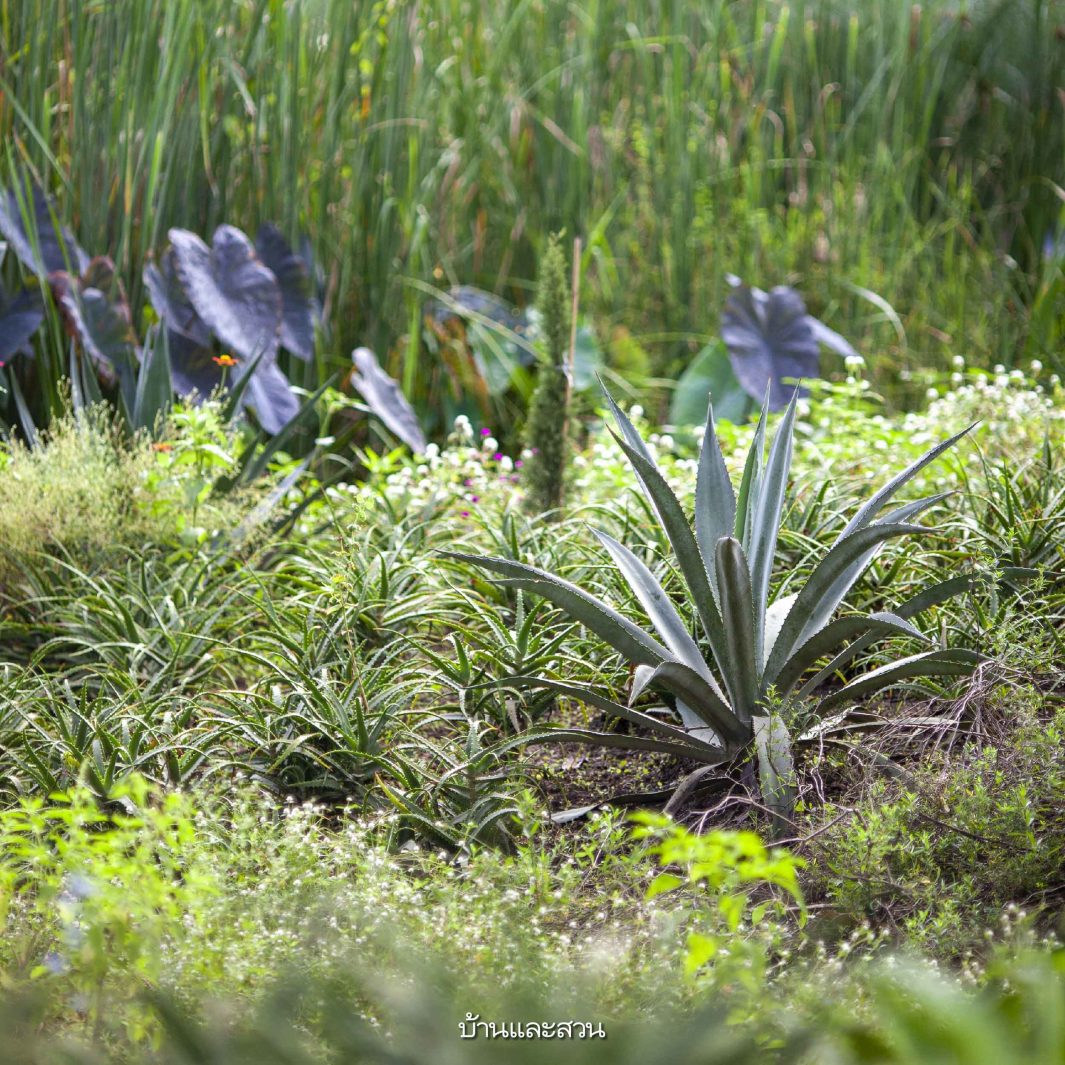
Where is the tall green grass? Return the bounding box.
[1,0,1062,415]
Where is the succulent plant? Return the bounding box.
[445,387,983,828]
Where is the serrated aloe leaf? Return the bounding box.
[169,225,281,362]
[749,391,798,665]
[771,611,928,697]
[630,664,656,703]
[607,430,734,688]
[508,677,725,756]
[635,661,748,746]
[801,493,952,650]
[440,552,670,666]
[350,346,426,452]
[715,537,759,723]
[763,592,798,667]
[797,575,978,698]
[603,382,656,467]
[754,713,796,834]
[836,425,974,542]
[735,395,768,545]
[255,223,316,361]
[764,522,930,681]
[814,649,985,713]
[604,423,736,673]
[694,399,736,603]
[522,726,732,764]
[591,528,713,682]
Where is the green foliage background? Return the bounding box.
[2,0,1063,414]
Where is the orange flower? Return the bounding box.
[213,353,238,367]
[151,442,174,452]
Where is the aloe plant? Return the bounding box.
[445,388,984,828]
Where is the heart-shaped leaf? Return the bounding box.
[165,330,225,399]
[0,282,44,362]
[427,285,528,337]
[164,332,299,434]
[240,358,301,435]
[670,339,752,426]
[51,258,140,395]
[351,346,427,452]
[721,281,819,410]
[143,247,212,348]
[169,225,281,361]
[0,184,88,279]
[255,224,316,361]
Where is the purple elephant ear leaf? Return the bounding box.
[144,247,212,348]
[51,257,140,391]
[0,184,88,280]
[240,359,300,435]
[0,285,45,362]
[169,225,281,362]
[721,282,819,411]
[805,315,858,359]
[350,346,427,453]
[165,330,225,399]
[255,224,316,361]
[427,285,527,335]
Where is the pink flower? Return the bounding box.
[480,427,492,436]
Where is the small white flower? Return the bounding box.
[951,355,966,370]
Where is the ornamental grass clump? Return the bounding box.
[446,387,984,829]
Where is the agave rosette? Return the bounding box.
[445,386,984,823]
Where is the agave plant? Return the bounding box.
[445,388,984,828]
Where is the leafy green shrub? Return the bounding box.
[0,402,246,593]
[633,812,804,985]
[0,778,214,1042]
[807,695,1065,957]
